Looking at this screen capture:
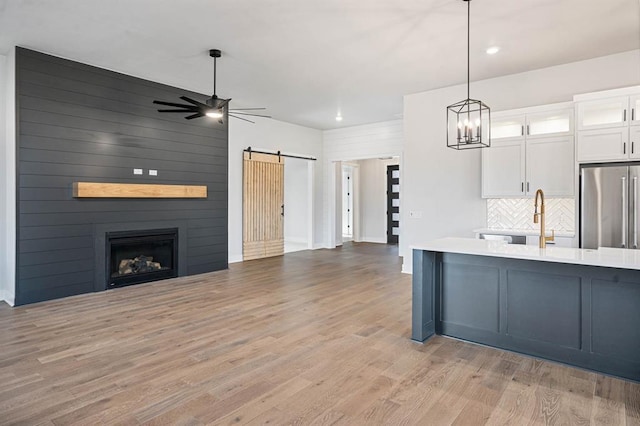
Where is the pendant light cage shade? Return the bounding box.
[446,0,491,150]
[447,98,491,150]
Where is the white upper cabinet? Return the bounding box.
[526,136,575,197]
[491,115,525,140]
[575,88,640,163]
[482,139,525,198]
[631,95,640,127]
[577,96,629,131]
[576,127,628,162]
[492,107,573,140]
[482,103,574,198]
[526,109,573,138]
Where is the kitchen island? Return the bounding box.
[412,238,640,381]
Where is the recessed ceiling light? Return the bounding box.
[336,115,343,122]
[486,46,500,55]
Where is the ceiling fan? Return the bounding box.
[153,49,270,124]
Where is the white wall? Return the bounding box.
[228,117,323,262]
[1,49,16,305]
[323,120,403,248]
[357,158,399,243]
[402,49,640,273]
[283,157,310,250]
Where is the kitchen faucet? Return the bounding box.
[533,189,555,248]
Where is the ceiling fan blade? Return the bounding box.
[180,96,209,108]
[229,108,267,111]
[185,113,205,120]
[158,109,199,113]
[228,111,272,118]
[218,98,231,109]
[153,100,198,109]
[229,114,254,124]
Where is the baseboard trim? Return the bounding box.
[0,290,15,307]
[361,237,388,244]
[285,238,308,244]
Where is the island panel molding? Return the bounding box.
[73,182,207,199]
[412,238,640,382]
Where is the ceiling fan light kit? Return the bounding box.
[153,49,270,124]
[446,0,491,150]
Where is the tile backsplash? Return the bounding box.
[487,198,575,232]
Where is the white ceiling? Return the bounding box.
[1,0,639,130]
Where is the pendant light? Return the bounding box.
[447,0,490,150]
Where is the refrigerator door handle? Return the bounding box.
[634,177,638,249]
[622,176,627,248]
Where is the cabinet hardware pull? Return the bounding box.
[624,109,627,122]
[624,142,627,155]
[527,182,530,192]
[526,124,530,135]
[521,182,524,192]
[521,125,524,136]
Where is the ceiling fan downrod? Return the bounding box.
[209,49,221,98]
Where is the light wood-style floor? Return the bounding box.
[1,243,639,425]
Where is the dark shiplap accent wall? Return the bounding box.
[15,47,228,305]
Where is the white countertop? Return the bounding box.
[411,237,640,270]
[473,228,575,238]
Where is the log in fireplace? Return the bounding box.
[106,228,178,288]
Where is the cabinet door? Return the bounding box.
[526,136,574,197]
[526,108,573,138]
[482,140,525,198]
[576,128,629,163]
[631,127,640,159]
[491,115,525,141]
[577,97,629,131]
[631,95,640,127]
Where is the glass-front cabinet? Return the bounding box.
[526,109,573,137]
[631,95,640,127]
[576,96,629,131]
[491,116,525,140]
[491,106,573,141]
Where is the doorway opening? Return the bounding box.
[332,157,400,248]
[284,157,314,253]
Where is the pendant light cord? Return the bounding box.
[467,0,470,101]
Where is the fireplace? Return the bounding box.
[106,228,178,288]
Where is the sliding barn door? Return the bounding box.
[243,152,284,260]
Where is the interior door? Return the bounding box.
[243,151,284,260]
[386,164,400,244]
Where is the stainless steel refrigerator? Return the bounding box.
[581,163,640,249]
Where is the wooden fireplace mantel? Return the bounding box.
[72,182,207,199]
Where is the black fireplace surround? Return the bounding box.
[106,228,178,288]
